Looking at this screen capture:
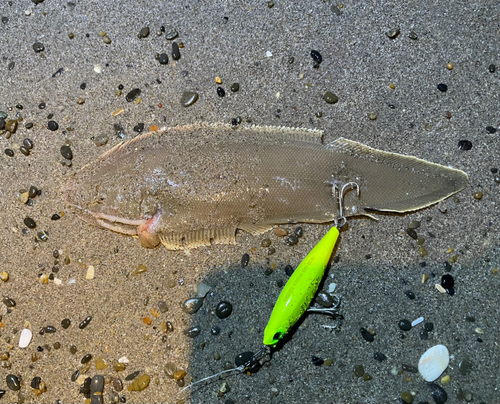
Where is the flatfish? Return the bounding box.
[62,123,468,249]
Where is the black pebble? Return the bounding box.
[80,83,86,90]
[311,356,324,366]
[80,377,91,398]
[241,253,250,267]
[118,84,124,90]
[23,138,34,149]
[51,214,61,220]
[404,290,416,300]
[441,274,454,289]
[429,383,447,404]
[133,123,145,132]
[310,50,322,64]
[211,325,221,335]
[489,64,496,73]
[5,374,20,391]
[60,145,73,160]
[398,319,412,331]
[20,146,30,156]
[0,390,5,398]
[52,68,64,77]
[3,297,15,307]
[402,364,418,373]
[284,234,299,246]
[47,120,59,131]
[373,352,387,362]
[4,149,14,157]
[39,102,46,109]
[217,87,225,97]
[172,42,180,60]
[29,186,38,198]
[158,53,169,64]
[419,329,429,340]
[24,217,36,228]
[458,140,472,150]
[79,315,92,329]
[126,88,141,102]
[31,376,41,389]
[0,117,4,130]
[294,226,303,237]
[81,353,92,364]
[443,261,452,271]
[235,351,254,367]
[424,322,434,332]
[215,301,233,319]
[33,42,45,52]
[360,327,374,342]
[437,83,448,92]
[284,264,294,276]
[406,228,418,239]
[486,126,497,134]
[45,325,56,333]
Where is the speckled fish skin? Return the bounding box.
[62,123,468,250]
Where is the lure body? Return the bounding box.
[263,226,340,346]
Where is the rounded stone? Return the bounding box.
[437,83,448,92]
[24,217,36,228]
[81,353,92,364]
[324,91,339,104]
[33,42,44,52]
[429,383,447,404]
[4,149,14,157]
[401,391,413,403]
[158,53,169,65]
[182,298,203,314]
[284,234,299,246]
[180,91,199,107]
[125,88,141,102]
[93,134,108,147]
[183,325,201,338]
[60,145,73,160]
[310,50,322,64]
[6,374,20,391]
[23,138,34,149]
[360,328,374,342]
[373,352,387,362]
[353,364,364,377]
[61,318,71,329]
[261,238,271,247]
[138,27,150,38]
[458,140,472,150]
[172,42,180,60]
[215,301,233,319]
[241,253,250,267]
[284,265,294,276]
[386,28,400,38]
[486,126,497,134]
[398,319,412,331]
[112,377,123,392]
[127,374,150,391]
[158,300,168,313]
[489,64,496,73]
[217,87,225,97]
[230,83,239,92]
[47,120,58,131]
[5,119,17,133]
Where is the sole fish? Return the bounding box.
[62,123,468,250]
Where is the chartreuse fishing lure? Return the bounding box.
[183,182,358,391]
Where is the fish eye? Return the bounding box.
[273,332,283,341]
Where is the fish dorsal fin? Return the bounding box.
[159,226,237,250]
[239,222,273,236]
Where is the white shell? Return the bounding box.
[19,328,32,348]
[418,344,449,381]
[411,316,424,327]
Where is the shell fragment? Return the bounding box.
[418,344,450,382]
[19,328,33,348]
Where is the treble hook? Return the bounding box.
[333,182,360,228]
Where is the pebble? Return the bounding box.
[374,352,386,362]
[411,317,424,327]
[172,42,180,60]
[90,375,104,404]
[401,392,413,403]
[165,30,178,40]
[173,370,187,381]
[311,356,324,366]
[458,358,472,375]
[353,364,364,377]
[324,91,339,104]
[489,64,496,73]
[158,53,169,64]
[440,375,450,384]
[24,217,36,228]
[0,271,8,282]
[61,318,71,329]
[94,134,108,147]
[429,383,447,404]
[181,91,199,107]
[386,28,400,38]
[3,297,15,307]
[184,325,201,338]
[360,327,374,342]
[127,374,150,391]
[47,120,59,131]
[31,376,41,389]
[405,290,416,300]
[20,146,30,156]
[457,139,472,150]
[125,89,141,102]
[398,319,412,331]
[79,316,92,329]
[230,83,239,92]
[114,362,126,372]
[125,371,140,381]
[402,364,418,373]
[261,238,271,247]
[183,298,203,314]
[132,264,147,276]
[241,253,250,267]
[81,353,92,364]
[284,234,299,246]
[4,149,14,157]
[0,117,4,130]
[217,87,225,97]
[441,274,454,289]
[6,374,20,391]
[215,301,233,318]
[437,83,448,92]
[23,138,34,149]
[138,27,150,38]
[486,126,496,133]
[157,300,168,313]
[95,357,107,370]
[446,62,453,70]
[315,292,333,307]
[103,35,111,44]
[323,357,333,366]
[284,265,294,276]
[274,227,287,237]
[60,145,73,160]
[164,363,176,378]
[5,119,17,133]
[310,50,322,64]
[112,377,123,391]
[406,228,418,239]
[19,329,32,348]
[473,191,483,200]
[33,42,44,52]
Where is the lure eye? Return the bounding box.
[273,332,284,341]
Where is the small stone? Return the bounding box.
[441,375,450,384]
[311,356,324,366]
[429,383,447,404]
[406,228,418,239]
[114,362,126,372]
[215,77,222,84]
[368,113,377,120]
[409,31,418,39]
[437,83,448,92]
[353,364,364,377]
[489,64,496,73]
[158,53,169,64]
[60,145,73,160]
[230,83,239,92]
[0,271,8,282]
[173,370,186,381]
[386,28,400,39]
[181,91,199,107]
[261,238,271,247]
[127,374,150,391]
[241,253,250,267]
[172,42,180,60]
[284,265,294,276]
[324,91,339,104]
[486,126,496,134]
[132,264,147,276]
[125,88,141,102]
[458,358,472,375]
[112,377,123,391]
[23,138,34,149]
[5,119,18,133]
[157,300,168,313]
[360,327,374,342]
[401,392,413,404]
[95,357,108,370]
[138,27,150,38]
[47,120,59,131]
[402,364,418,373]
[398,319,412,331]
[446,62,453,70]
[373,352,386,362]
[6,374,20,391]
[274,227,287,237]
[473,191,483,200]
[93,134,108,147]
[183,298,203,314]
[215,301,233,319]
[284,234,299,246]
[3,297,15,307]
[408,220,420,229]
[165,30,178,40]
[184,325,201,338]
[81,353,92,364]
[33,42,44,52]
[61,318,71,329]
[24,217,36,229]
[103,35,111,44]
[4,149,14,157]
[418,247,428,257]
[79,316,92,329]
[363,373,372,381]
[310,50,322,64]
[267,246,276,255]
[405,290,416,300]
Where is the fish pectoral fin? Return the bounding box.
[158,227,237,250]
[239,223,273,236]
